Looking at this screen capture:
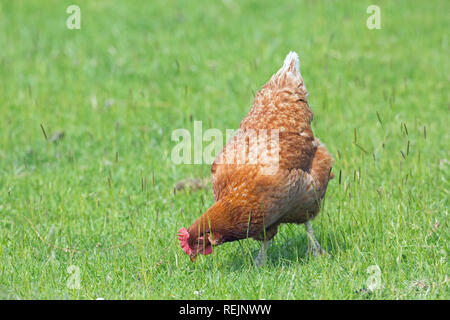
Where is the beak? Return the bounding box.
[189,253,198,262]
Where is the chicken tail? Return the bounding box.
[310,139,335,195]
[268,51,308,97]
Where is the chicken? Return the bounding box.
[178,51,334,265]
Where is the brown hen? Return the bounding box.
[178,52,334,265]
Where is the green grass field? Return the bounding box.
[0,0,448,299]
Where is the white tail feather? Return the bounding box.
[281,51,300,75]
[272,51,307,96]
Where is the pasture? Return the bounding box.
[0,0,448,299]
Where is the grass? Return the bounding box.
[0,0,448,299]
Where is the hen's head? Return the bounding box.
[177,227,213,261]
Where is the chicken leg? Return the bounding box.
[254,240,271,267]
[305,221,324,257]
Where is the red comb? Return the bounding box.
[177,227,192,255]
